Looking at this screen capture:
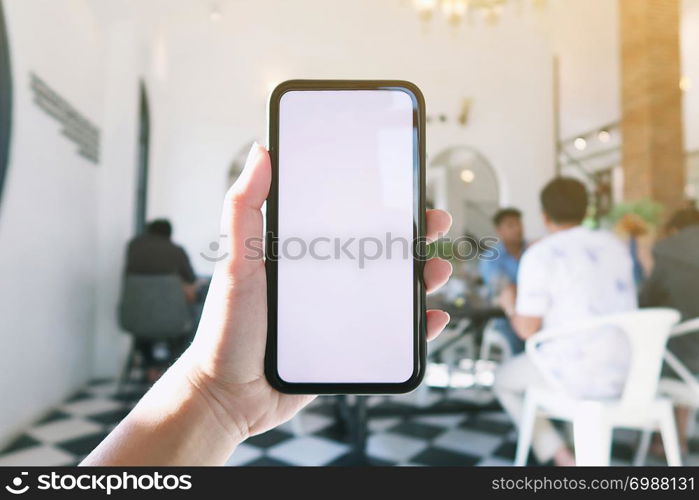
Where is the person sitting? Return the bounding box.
[640,206,699,322]
[479,207,527,355]
[639,205,699,455]
[494,177,637,466]
[126,219,198,300]
[124,219,199,381]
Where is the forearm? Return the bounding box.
[509,314,542,340]
[498,289,540,340]
[81,353,246,466]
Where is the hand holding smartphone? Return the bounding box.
[81,82,450,464]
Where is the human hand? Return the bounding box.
[182,143,454,443]
[497,283,517,317]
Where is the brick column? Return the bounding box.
[619,0,685,211]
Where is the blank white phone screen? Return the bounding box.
[277,89,416,384]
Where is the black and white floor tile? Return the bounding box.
[1,379,698,467]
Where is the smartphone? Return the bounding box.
[265,80,426,394]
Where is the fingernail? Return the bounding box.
[245,141,261,166]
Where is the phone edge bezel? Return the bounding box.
[264,79,427,395]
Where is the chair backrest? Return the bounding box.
[670,316,699,338]
[616,308,681,407]
[119,274,192,339]
[527,308,680,407]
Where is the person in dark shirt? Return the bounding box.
[124,219,199,381]
[126,219,198,302]
[640,206,699,456]
[640,207,699,323]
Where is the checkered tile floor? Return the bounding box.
[1,379,698,466]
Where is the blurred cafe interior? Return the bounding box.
[1,0,699,467]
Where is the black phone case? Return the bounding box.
[264,80,426,394]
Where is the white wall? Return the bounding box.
[0,0,145,443]
[142,0,556,273]
[547,0,620,139]
[0,0,104,445]
[91,17,146,379]
[138,0,650,253]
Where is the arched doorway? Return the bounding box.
[134,81,150,234]
[427,145,501,240]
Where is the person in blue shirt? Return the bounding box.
[479,207,527,354]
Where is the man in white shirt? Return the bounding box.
[494,177,637,466]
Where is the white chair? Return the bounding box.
[633,317,699,466]
[514,308,681,466]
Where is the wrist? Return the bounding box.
[85,354,246,466]
[179,354,251,447]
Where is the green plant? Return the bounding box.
[606,199,664,228]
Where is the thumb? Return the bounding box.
[217,142,271,279]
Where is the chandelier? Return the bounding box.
[412,0,547,27]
